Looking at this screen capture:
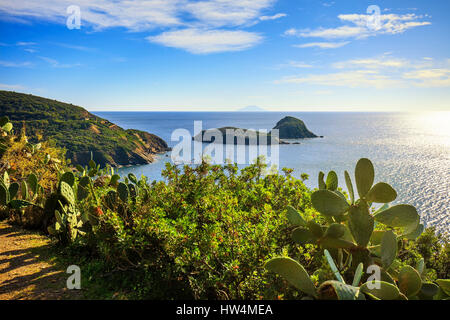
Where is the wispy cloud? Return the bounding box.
[260,13,286,21]
[275,56,450,89]
[53,43,96,52]
[184,0,275,27]
[287,26,364,39]
[285,12,431,48]
[322,2,335,7]
[148,28,263,54]
[294,41,349,49]
[276,70,402,89]
[16,41,36,46]
[287,61,314,68]
[274,61,314,70]
[39,56,81,68]
[338,13,431,36]
[0,60,33,67]
[403,68,450,87]
[332,57,408,69]
[0,83,25,90]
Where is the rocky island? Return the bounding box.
[271,116,318,139]
[0,91,170,167]
[193,127,288,145]
[194,116,320,145]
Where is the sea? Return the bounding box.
[93,111,449,234]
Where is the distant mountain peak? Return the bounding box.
[237,106,266,112]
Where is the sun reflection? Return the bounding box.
[412,112,450,145]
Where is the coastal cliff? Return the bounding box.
[0,91,170,167]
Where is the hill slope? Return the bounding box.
[0,91,170,167]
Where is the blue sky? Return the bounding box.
[0,0,449,111]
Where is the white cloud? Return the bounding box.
[0,0,183,31]
[0,0,277,54]
[54,43,96,52]
[276,70,402,89]
[275,56,450,89]
[403,68,450,87]
[338,13,431,35]
[260,13,286,21]
[39,56,81,68]
[285,13,430,40]
[147,28,263,54]
[0,60,33,67]
[185,0,275,27]
[295,41,349,49]
[16,41,36,46]
[288,26,364,39]
[0,83,25,90]
[275,61,314,69]
[333,57,408,69]
[0,0,276,30]
[322,2,335,7]
[287,61,313,68]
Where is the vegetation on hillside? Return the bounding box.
[0,117,448,300]
[0,91,170,167]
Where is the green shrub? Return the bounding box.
[80,160,316,299]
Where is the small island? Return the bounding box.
[193,127,288,145]
[271,116,319,139]
[194,116,320,145]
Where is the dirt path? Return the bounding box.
[0,221,82,300]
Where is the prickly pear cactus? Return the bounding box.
[264,158,448,300]
[59,181,75,205]
[117,182,129,203]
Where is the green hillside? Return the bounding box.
[0,91,170,167]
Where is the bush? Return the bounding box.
[76,160,317,299]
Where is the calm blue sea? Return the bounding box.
[93,111,449,234]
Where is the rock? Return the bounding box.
[271,116,318,139]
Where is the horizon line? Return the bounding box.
[87,109,442,113]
